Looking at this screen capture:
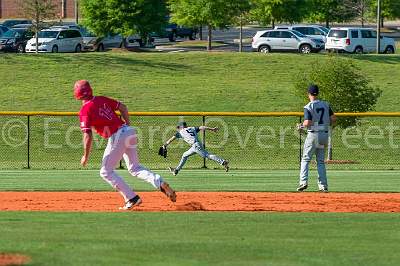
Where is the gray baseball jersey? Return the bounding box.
[300,99,334,190]
[303,100,334,131]
[175,127,201,145]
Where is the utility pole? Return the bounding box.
[75,0,79,24]
[376,0,381,54]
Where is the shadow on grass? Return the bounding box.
[21,52,190,71]
[346,54,400,64]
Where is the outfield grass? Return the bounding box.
[1,50,400,266]
[0,52,400,170]
[0,52,399,112]
[1,170,400,192]
[0,53,399,170]
[0,52,400,171]
[0,212,399,266]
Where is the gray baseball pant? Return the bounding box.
[299,131,329,190]
[176,143,225,171]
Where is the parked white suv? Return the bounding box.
[275,25,329,43]
[326,27,396,54]
[26,28,83,53]
[252,29,324,54]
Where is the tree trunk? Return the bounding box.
[35,32,39,53]
[325,20,330,28]
[271,19,275,29]
[199,26,203,40]
[380,17,384,28]
[35,11,39,54]
[75,0,79,24]
[361,5,364,27]
[122,37,127,48]
[239,16,243,53]
[207,25,212,51]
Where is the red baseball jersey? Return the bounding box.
[79,96,124,138]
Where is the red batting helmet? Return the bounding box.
[74,80,93,100]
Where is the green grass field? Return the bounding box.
[1,52,400,170]
[1,212,399,266]
[0,52,399,112]
[1,52,400,265]
[1,170,400,266]
[1,169,400,192]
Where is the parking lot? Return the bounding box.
[1,18,399,54]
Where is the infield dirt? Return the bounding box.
[0,192,399,212]
[0,253,30,266]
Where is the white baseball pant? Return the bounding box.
[100,125,164,202]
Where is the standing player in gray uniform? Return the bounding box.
[163,122,229,175]
[297,85,336,192]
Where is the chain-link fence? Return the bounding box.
[0,112,399,170]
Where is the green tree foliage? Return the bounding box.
[294,56,382,128]
[249,0,308,28]
[307,0,356,27]
[80,0,168,44]
[168,0,240,50]
[370,0,400,26]
[130,0,169,42]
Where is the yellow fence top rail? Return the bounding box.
[0,111,399,117]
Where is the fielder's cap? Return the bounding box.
[308,84,319,96]
[177,121,187,128]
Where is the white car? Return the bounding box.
[252,29,324,54]
[25,28,83,53]
[80,27,123,51]
[275,25,329,43]
[325,27,396,54]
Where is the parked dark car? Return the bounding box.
[129,24,198,47]
[1,19,32,28]
[0,28,34,53]
[153,23,197,42]
[0,25,9,37]
[166,24,197,41]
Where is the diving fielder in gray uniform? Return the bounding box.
[297,85,336,192]
[163,122,229,175]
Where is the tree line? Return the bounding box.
[20,0,400,51]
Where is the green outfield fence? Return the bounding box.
[0,111,399,170]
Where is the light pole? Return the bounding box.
[376,0,381,54]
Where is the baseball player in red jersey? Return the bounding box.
[74,80,176,210]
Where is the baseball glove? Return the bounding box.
[158,145,168,158]
[296,123,305,133]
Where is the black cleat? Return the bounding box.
[119,195,142,210]
[297,184,308,192]
[223,161,229,172]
